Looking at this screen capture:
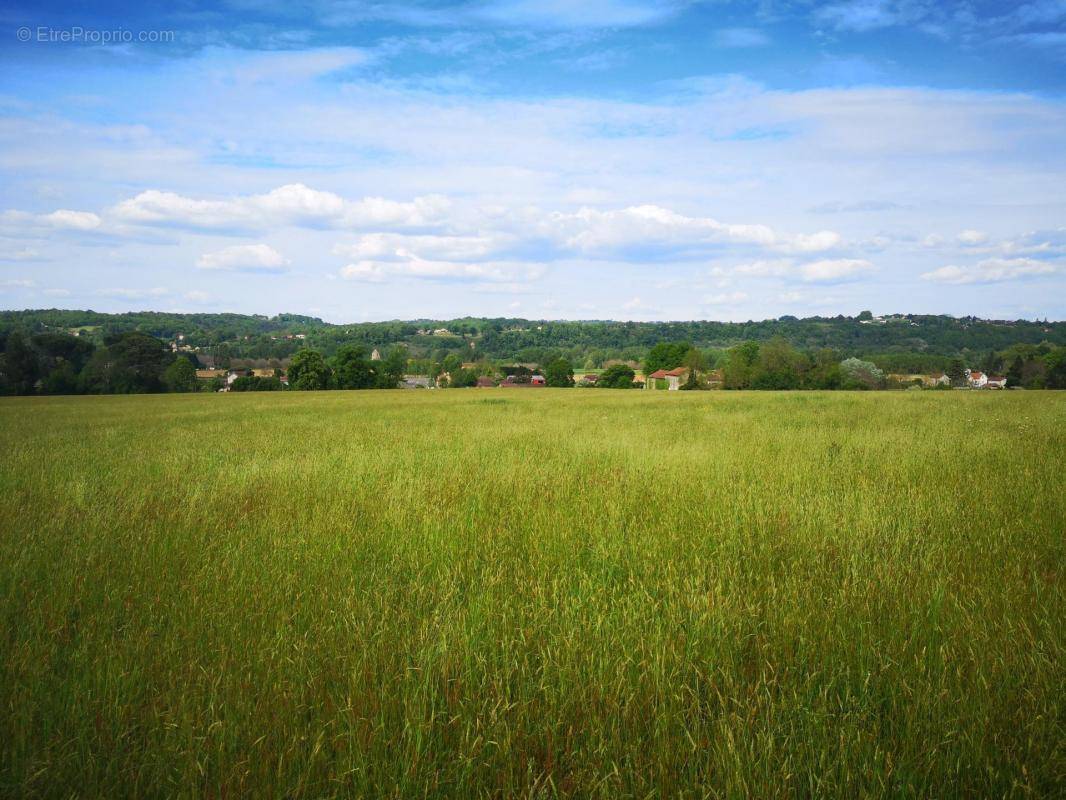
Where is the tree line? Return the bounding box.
[3,309,1063,368]
[3,328,1065,396]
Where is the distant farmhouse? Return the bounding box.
[965,369,1007,389]
[646,367,687,390]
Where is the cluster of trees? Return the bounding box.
[642,337,1066,390]
[286,346,408,390]
[0,329,204,395]
[4,309,1063,369]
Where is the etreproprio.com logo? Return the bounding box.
[17,26,175,44]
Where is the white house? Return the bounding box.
[967,370,987,388]
[985,375,1007,389]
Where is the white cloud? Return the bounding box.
[921,258,1059,284]
[0,208,102,235]
[196,244,289,272]
[113,184,450,233]
[474,0,687,29]
[800,258,875,282]
[1,278,36,288]
[734,258,794,277]
[222,47,369,84]
[98,287,171,299]
[714,27,771,47]
[340,256,545,283]
[44,209,102,230]
[813,0,928,33]
[702,291,748,304]
[734,257,875,282]
[541,205,840,255]
[333,233,504,261]
[43,288,71,297]
[957,228,989,245]
[0,246,45,262]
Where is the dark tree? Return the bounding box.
[332,345,376,389]
[288,349,331,390]
[163,357,199,393]
[598,364,636,388]
[544,357,574,387]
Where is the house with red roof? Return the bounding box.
[646,366,687,391]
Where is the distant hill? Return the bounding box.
[0,308,1062,366]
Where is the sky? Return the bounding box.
[1,1,1065,323]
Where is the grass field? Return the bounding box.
[1,390,1063,798]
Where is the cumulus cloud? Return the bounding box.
[714,28,770,47]
[0,245,46,262]
[921,258,1059,284]
[957,229,989,245]
[333,233,504,262]
[734,259,794,277]
[735,257,875,282]
[474,0,688,29]
[800,258,875,282]
[0,208,102,235]
[813,0,929,33]
[702,291,749,304]
[196,244,289,272]
[540,205,841,256]
[340,256,545,283]
[112,184,450,233]
[43,210,102,230]
[98,287,171,299]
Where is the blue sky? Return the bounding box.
[1,1,1064,322]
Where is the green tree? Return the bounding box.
[722,341,760,389]
[839,357,885,390]
[598,364,635,388]
[946,357,967,387]
[41,361,80,395]
[1006,356,1024,388]
[331,345,376,389]
[544,357,574,387]
[644,341,690,376]
[0,331,41,395]
[449,368,478,387]
[377,346,408,388]
[751,337,805,390]
[442,353,463,375]
[807,349,843,389]
[162,357,198,393]
[1045,347,1066,389]
[288,349,331,390]
[77,333,169,394]
[679,348,705,390]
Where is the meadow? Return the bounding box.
[0,389,1063,798]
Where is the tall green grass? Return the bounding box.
[1,390,1063,798]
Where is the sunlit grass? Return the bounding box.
[1,390,1063,797]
